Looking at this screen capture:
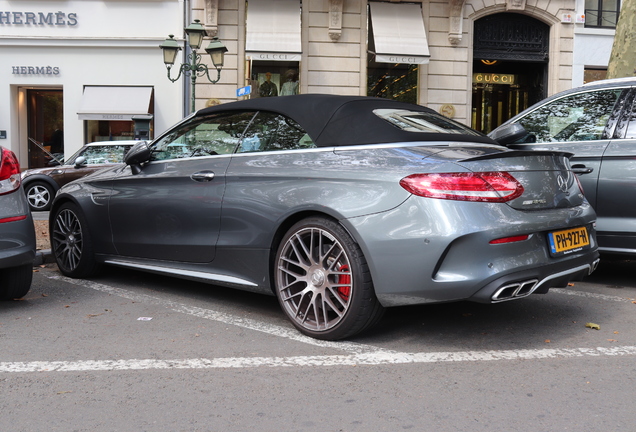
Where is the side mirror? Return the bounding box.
[124,141,152,174]
[74,156,87,168]
[489,123,531,145]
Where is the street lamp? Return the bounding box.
[159,20,228,113]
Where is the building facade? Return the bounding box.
[0,0,185,169]
[192,0,619,134]
[1,0,620,168]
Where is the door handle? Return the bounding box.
[571,164,593,175]
[190,171,215,182]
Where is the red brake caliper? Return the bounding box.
[337,264,351,301]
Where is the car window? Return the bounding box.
[151,112,257,161]
[76,145,132,164]
[237,112,316,153]
[516,89,622,142]
[373,109,483,136]
[622,94,636,139]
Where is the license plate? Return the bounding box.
[548,226,590,256]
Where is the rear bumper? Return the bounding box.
[469,252,600,303]
[0,214,36,269]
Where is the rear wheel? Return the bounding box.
[0,264,33,300]
[274,217,384,340]
[25,182,54,211]
[51,202,101,278]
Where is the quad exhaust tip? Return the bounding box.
[491,258,601,303]
[492,279,538,302]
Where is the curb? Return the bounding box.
[34,249,55,266]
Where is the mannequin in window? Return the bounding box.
[259,72,278,97]
[280,69,299,96]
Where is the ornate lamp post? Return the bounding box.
[159,20,228,113]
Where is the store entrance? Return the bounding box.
[471,60,546,134]
[471,13,549,134]
[26,89,64,169]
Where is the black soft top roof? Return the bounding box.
[196,94,496,147]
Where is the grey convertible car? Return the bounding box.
[490,77,636,256]
[50,95,599,340]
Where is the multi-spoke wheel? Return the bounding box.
[51,203,100,278]
[275,217,384,340]
[25,182,54,211]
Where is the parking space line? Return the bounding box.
[2,345,636,373]
[44,274,395,355]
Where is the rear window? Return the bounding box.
[374,109,483,136]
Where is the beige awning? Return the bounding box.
[369,2,430,65]
[77,86,153,121]
[246,0,301,61]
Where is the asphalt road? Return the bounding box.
[1,258,635,431]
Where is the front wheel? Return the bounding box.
[51,202,101,278]
[274,217,384,340]
[25,182,55,211]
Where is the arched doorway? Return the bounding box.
[472,13,549,133]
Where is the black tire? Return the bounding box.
[274,217,384,340]
[0,264,33,300]
[50,202,101,278]
[25,181,55,212]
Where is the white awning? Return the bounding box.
[77,86,153,121]
[246,0,301,61]
[369,2,430,65]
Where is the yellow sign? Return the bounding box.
[473,73,517,85]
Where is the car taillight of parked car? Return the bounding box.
[400,172,524,202]
[0,147,21,196]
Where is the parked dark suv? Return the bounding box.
[490,77,636,256]
[21,140,135,211]
[0,145,35,300]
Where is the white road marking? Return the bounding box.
[2,346,636,373]
[15,273,631,375]
[44,274,394,355]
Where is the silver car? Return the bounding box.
[0,145,36,300]
[50,95,599,340]
[490,77,636,256]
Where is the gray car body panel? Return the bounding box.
[0,184,36,269]
[55,141,598,306]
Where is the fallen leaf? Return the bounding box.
[545,339,551,343]
[585,322,600,330]
[614,331,619,334]
[607,339,618,342]
[567,283,575,287]
[41,294,48,297]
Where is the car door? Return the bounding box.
[595,88,636,252]
[504,87,630,209]
[107,112,256,263]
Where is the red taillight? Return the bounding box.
[400,172,524,203]
[0,148,21,196]
[490,234,530,244]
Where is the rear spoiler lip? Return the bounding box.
[459,150,574,162]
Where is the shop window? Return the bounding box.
[367,63,419,104]
[585,0,621,28]
[584,68,608,84]
[249,64,300,98]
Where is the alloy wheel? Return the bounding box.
[52,208,84,273]
[276,226,353,332]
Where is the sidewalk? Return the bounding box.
[32,211,54,266]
